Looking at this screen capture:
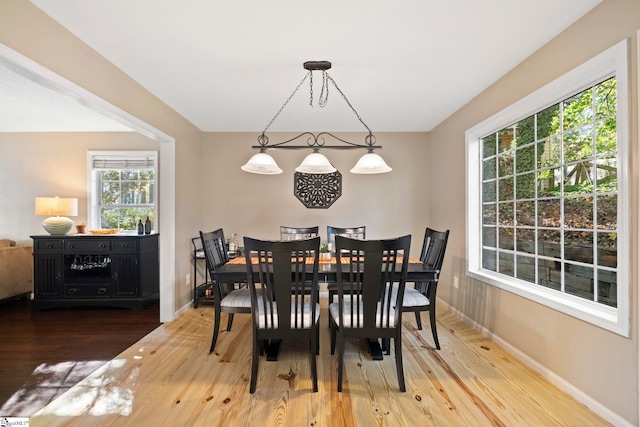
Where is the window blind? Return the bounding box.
[92,157,155,170]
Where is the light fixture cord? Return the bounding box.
[318,70,329,107]
[309,70,330,108]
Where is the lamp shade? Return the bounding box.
[350,152,392,174]
[35,197,78,235]
[295,152,337,174]
[241,152,283,174]
[35,197,78,216]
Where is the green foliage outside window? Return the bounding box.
[480,77,618,308]
[98,169,156,230]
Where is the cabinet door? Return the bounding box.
[112,255,139,297]
[34,254,63,298]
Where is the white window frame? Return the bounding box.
[465,40,630,336]
[87,151,159,231]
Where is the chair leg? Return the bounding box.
[394,335,406,392]
[330,317,337,355]
[327,291,334,327]
[414,312,423,330]
[250,333,259,393]
[337,331,344,392]
[226,313,235,331]
[310,332,318,392]
[209,306,222,353]
[382,338,391,355]
[316,323,320,356]
[429,307,440,350]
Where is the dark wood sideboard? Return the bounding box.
[31,234,159,311]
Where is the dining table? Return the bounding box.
[213,255,439,361]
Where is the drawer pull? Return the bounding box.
[47,243,53,249]
[121,243,128,248]
[99,243,106,249]
[98,288,108,295]
[68,244,75,249]
[67,288,79,295]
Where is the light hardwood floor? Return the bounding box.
[30,300,609,426]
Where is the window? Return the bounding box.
[88,151,158,232]
[466,40,629,336]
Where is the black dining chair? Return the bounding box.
[400,228,449,350]
[326,226,366,252]
[200,229,253,353]
[243,236,321,393]
[329,234,411,392]
[279,225,319,240]
[326,226,366,307]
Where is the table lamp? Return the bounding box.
[35,196,78,235]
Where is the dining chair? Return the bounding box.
[400,228,449,350]
[326,225,366,252]
[200,229,252,353]
[329,234,411,392]
[243,235,321,393]
[279,225,319,240]
[326,226,366,307]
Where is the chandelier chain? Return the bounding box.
[261,64,372,138]
[262,73,310,134]
[318,71,329,107]
[309,71,313,106]
[325,73,371,134]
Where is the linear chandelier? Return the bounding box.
[241,60,392,175]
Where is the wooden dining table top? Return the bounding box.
[227,255,422,265]
[217,255,436,283]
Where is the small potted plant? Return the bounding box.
[320,242,331,261]
[76,222,86,234]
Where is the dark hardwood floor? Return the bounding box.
[0,295,161,417]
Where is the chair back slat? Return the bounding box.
[280,226,319,240]
[244,236,320,330]
[420,228,449,270]
[335,235,411,330]
[415,228,449,295]
[327,226,366,252]
[200,229,229,275]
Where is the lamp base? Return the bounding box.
[42,216,74,235]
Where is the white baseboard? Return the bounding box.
[175,300,193,318]
[439,300,633,427]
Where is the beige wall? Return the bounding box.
[428,0,639,424]
[201,132,429,251]
[0,0,204,311]
[1,0,639,424]
[0,132,157,244]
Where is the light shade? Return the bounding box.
[350,152,392,174]
[35,197,78,216]
[35,197,78,235]
[241,152,283,175]
[295,152,337,174]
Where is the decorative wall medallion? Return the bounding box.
[294,171,342,209]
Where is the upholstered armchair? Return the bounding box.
[0,239,33,301]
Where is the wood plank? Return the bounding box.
[0,298,160,417]
[27,300,610,426]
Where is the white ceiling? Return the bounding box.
[4,0,602,133]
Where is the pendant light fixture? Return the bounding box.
[241,61,391,175]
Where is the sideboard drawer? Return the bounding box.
[111,240,138,252]
[35,239,63,252]
[64,284,112,298]
[65,240,110,252]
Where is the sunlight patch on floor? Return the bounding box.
[33,358,140,417]
[0,360,107,417]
